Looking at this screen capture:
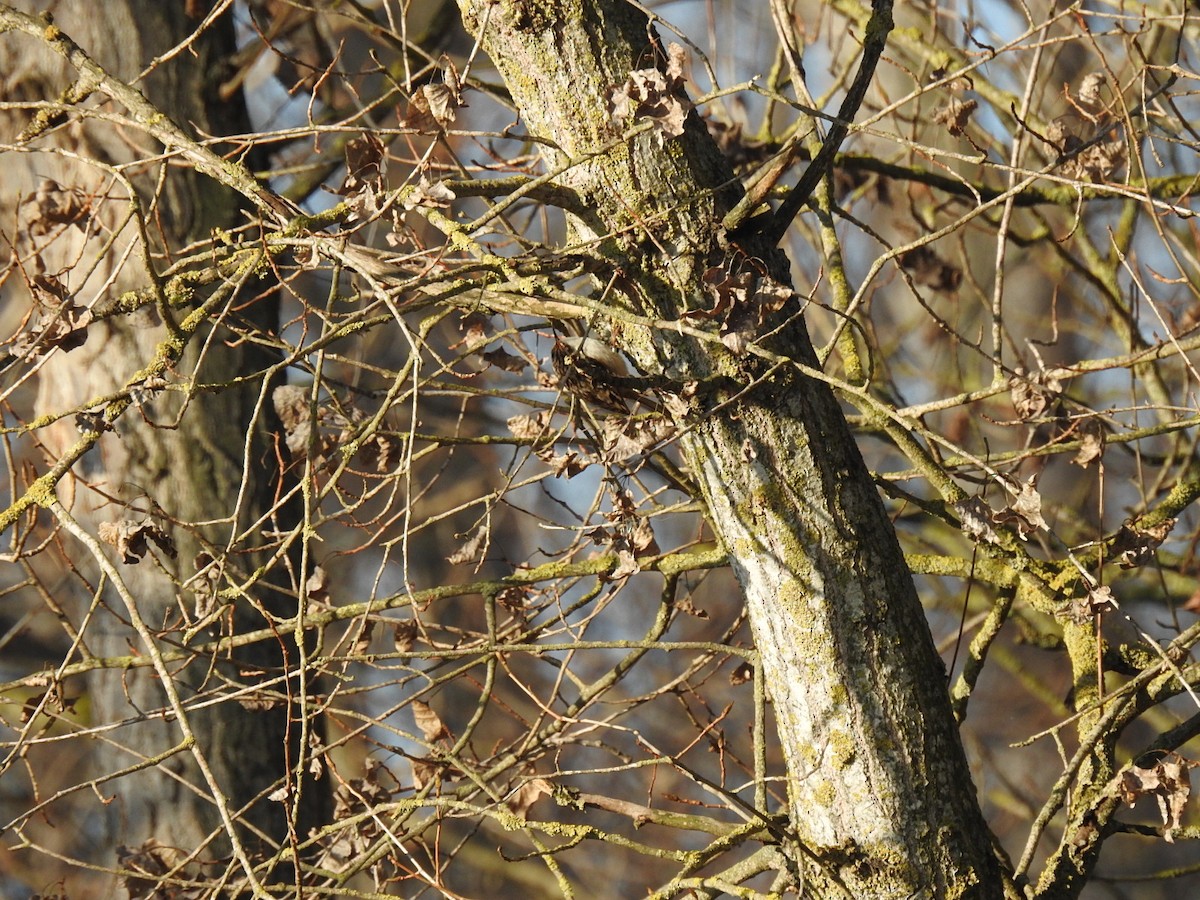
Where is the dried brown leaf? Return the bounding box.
[305,566,330,607]
[993,477,1047,538]
[541,449,590,477]
[932,97,978,136]
[507,411,551,441]
[29,178,89,234]
[506,777,553,819]
[393,620,419,653]
[98,519,177,564]
[480,346,528,373]
[728,661,753,686]
[456,312,492,351]
[402,174,456,210]
[412,700,451,743]
[339,132,384,195]
[410,757,442,790]
[447,525,488,565]
[611,546,641,579]
[1072,418,1106,467]
[351,620,375,656]
[607,42,693,143]
[630,518,659,556]
[10,295,91,358]
[1119,755,1194,842]
[1110,518,1175,569]
[273,385,315,456]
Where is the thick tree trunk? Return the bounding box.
[0,0,323,879]
[455,0,1003,895]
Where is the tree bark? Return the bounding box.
[0,0,323,877]
[454,0,1003,895]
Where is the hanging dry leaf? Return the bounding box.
[10,295,92,359]
[97,519,177,564]
[455,312,492,351]
[601,415,675,461]
[28,178,89,234]
[273,384,316,456]
[1072,418,1106,467]
[400,55,466,130]
[675,595,709,619]
[1119,755,1194,843]
[305,566,331,608]
[540,449,591,477]
[357,431,405,473]
[480,346,528,373]
[118,841,197,900]
[393,620,419,653]
[507,411,551,441]
[1074,72,1108,119]
[506,777,553,819]
[630,518,659,556]
[447,525,488,565]
[611,545,641,579]
[412,700,451,743]
[338,132,384,195]
[1109,518,1175,569]
[728,661,754,686]
[1009,367,1062,421]
[1088,585,1116,614]
[351,619,375,656]
[994,477,1047,538]
[191,551,222,620]
[691,264,794,353]
[402,174,456,210]
[410,757,443,790]
[496,586,530,620]
[932,97,978,137]
[238,692,281,711]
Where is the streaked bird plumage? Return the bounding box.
[551,335,632,412]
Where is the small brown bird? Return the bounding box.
[551,334,632,413]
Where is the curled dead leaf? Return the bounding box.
[98,519,176,564]
[1118,754,1195,843]
[506,777,553,819]
[607,42,693,143]
[1110,518,1175,569]
[932,97,978,136]
[447,525,488,566]
[412,700,452,743]
[393,620,419,653]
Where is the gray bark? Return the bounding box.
[454,0,1004,895]
[0,0,323,876]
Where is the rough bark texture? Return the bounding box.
[455,0,1003,895]
[0,0,322,871]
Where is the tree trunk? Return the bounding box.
[0,0,323,880]
[454,0,1003,895]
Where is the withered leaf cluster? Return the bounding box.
[1118,754,1196,843]
[97,519,177,565]
[691,263,793,355]
[607,42,693,144]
